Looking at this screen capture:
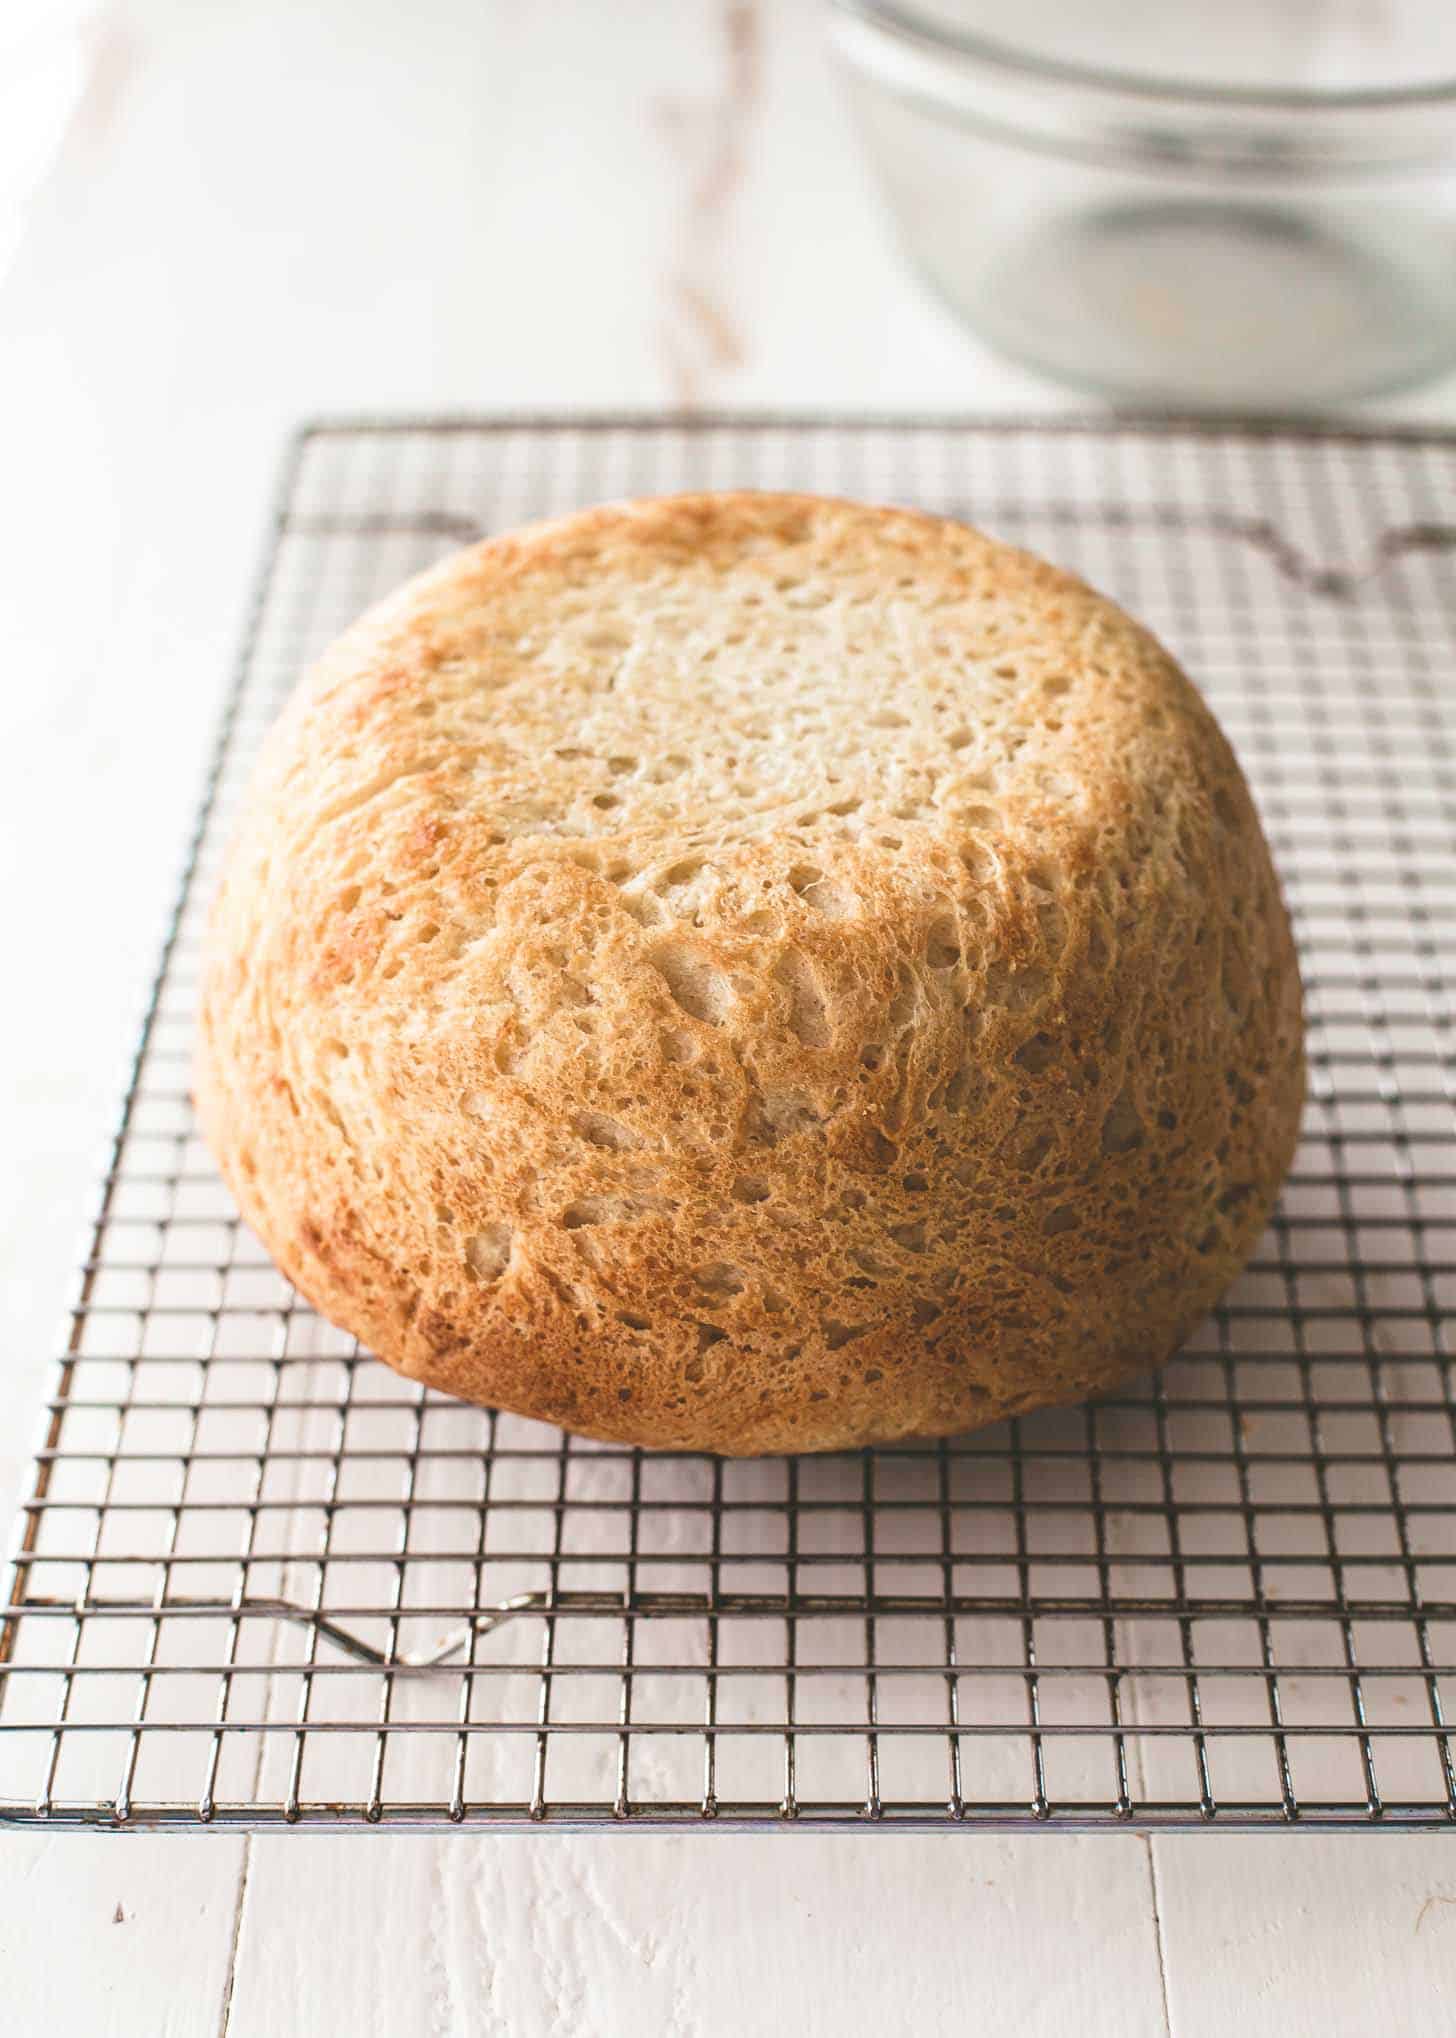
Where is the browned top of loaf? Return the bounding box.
[196,493,1304,1452]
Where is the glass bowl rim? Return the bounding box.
[832,0,1456,112]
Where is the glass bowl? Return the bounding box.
[830,0,1456,408]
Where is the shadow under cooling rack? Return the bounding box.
[2,414,1455,1832]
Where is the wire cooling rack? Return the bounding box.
[2,416,1454,1833]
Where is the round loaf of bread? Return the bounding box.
[196,493,1304,1454]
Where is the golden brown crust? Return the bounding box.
[195,492,1304,1453]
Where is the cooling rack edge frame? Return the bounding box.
[4,410,1455,1836]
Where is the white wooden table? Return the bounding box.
[2,4,1455,2032]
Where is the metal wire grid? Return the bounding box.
[1,415,1454,1833]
